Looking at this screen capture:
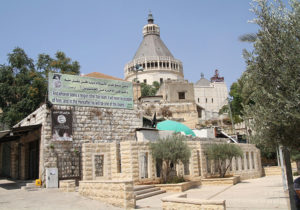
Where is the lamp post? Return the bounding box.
[133,64,144,101]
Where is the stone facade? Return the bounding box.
[81,139,262,184]
[194,71,228,121]
[156,80,195,103]
[59,180,76,192]
[12,104,142,182]
[141,102,199,129]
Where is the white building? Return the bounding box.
[125,13,228,123]
[194,70,228,120]
[124,13,184,85]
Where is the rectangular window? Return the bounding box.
[235,157,239,171]
[206,98,208,103]
[251,152,255,169]
[206,155,211,174]
[246,152,250,170]
[197,150,201,176]
[143,79,147,84]
[160,78,163,84]
[212,98,214,103]
[139,152,148,178]
[117,144,121,173]
[184,161,190,175]
[242,154,245,170]
[178,92,185,99]
[94,155,104,177]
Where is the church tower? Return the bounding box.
[124,13,184,85]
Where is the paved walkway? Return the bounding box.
[137,176,290,210]
[0,176,293,210]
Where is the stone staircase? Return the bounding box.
[263,166,282,176]
[134,185,166,200]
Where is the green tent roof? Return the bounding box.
[156,120,196,136]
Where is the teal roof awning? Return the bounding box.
[156,120,196,136]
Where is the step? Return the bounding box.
[135,187,161,195]
[135,189,166,200]
[134,185,155,191]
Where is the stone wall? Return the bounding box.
[161,193,225,210]
[14,104,142,182]
[141,102,199,129]
[81,140,262,184]
[79,180,135,209]
[198,142,262,180]
[157,80,195,103]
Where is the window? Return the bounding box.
[246,152,250,169]
[212,98,214,103]
[235,157,239,171]
[206,98,208,103]
[197,151,201,176]
[251,152,255,169]
[94,155,104,177]
[117,144,121,173]
[178,92,185,99]
[143,79,147,84]
[160,78,163,84]
[198,98,199,103]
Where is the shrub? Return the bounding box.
[150,134,191,183]
[206,143,243,178]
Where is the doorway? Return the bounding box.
[28,140,39,179]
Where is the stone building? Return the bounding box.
[0,73,142,181]
[140,80,200,129]
[194,70,228,120]
[125,13,228,126]
[124,13,184,85]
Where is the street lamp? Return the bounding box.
[133,64,144,101]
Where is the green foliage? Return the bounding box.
[0,47,80,128]
[165,176,185,184]
[206,143,243,178]
[141,81,160,97]
[241,0,300,149]
[150,134,191,183]
[291,151,300,161]
[37,51,80,77]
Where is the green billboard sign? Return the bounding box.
[48,73,133,109]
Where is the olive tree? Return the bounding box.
[150,134,191,183]
[206,143,243,178]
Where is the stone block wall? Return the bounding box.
[14,104,142,182]
[79,180,135,209]
[198,141,262,180]
[141,102,199,129]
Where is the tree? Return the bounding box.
[141,81,160,97]
[0,48,80,127]
[241,1,300,208]
[150,134,191,183]
[206,143,243,178]
[37,51,80,77]
[0,48,46,127]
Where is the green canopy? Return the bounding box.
[156,120,196,136]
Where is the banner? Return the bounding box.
[48,73,133,109]
[51,109,73,141]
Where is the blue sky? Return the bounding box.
[0,0,261,89]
